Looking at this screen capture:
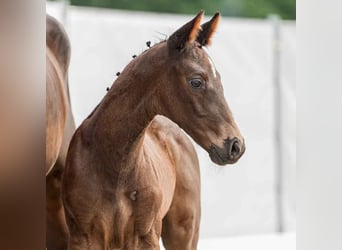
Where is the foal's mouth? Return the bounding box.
[209,138,245,166]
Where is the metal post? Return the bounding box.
[269,14,283,233]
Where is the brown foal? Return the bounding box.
[62,11,245,250]
[46,15,76,250]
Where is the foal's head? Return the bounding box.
[157,11,245,165]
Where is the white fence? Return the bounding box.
[47,2,296,239]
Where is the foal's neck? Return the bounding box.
[85,44,166,165]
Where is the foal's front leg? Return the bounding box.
[161,137,201,250]
[68,231,105,250]
[65,207,112,250]
[161,190,200,250]
[161,167,201,250]
[64,198,113,250]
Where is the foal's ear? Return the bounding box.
[167,10,204,50]
[197,12,220,46]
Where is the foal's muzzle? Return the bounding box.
[209,137,245,165]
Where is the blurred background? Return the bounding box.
[49,0,295,19]
[46,0,295,249]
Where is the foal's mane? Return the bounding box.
[84,40,166,121]
[85,11,221,121]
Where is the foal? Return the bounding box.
[63,11,245,250]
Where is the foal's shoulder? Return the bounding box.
[146,115,194,148]
[145,115,197,163]
[148,115,182,137]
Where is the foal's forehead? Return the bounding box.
[158,41,218,78]
[201,47,217,78]
[185,45,217,78]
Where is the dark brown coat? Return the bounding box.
[63,12,245,250]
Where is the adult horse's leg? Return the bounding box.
[161,135,201,250]
[46,161,68,250]
[47,102,75,250]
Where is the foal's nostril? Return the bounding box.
[232,141,240,156]
[225,137,241,159]
[211,137,244,165]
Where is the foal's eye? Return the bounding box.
[189,78,203,89]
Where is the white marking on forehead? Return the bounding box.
[202,47,217,78]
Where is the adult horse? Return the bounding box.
[63,11,245,249]
[46,15,76,250]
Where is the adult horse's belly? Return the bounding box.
[46,49,67,174]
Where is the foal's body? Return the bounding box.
[63,12,245,249]
[64,43,200,249]
[65,115,200,249]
